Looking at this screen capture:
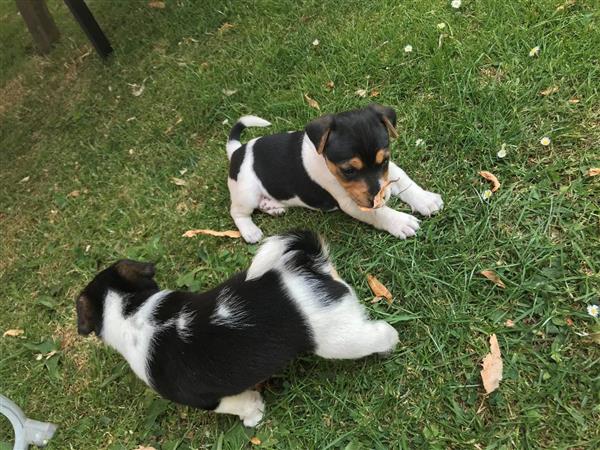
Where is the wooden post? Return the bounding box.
[15,0,60,54]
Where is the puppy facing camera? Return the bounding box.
[76,230,399,426]
[226,104,443,243]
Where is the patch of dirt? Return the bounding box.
[0,75,26,117]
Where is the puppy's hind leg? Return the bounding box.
[214,390,265,427]
[228,178,263,243]
[313,301,399,359]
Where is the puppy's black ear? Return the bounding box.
[369,104,398,139]
[115,259,156,282]
[305,115,335,154]
[76,295,95,335]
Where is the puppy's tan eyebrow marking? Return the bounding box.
[339,157,364,170]
[375,149,389,165]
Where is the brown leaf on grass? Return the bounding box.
[148,1,165,9]
[480,270,506,288]
[556,0,576,11]
[504,319,515,328]
[182,229,241,238]
[567,98,580,104]
[479,171,500,192]
[480,334,503,394]
[565,317,574,327]
[3,329,24,337]
[359,178,399,211]
[218,22,235,33]
[540,86,559,96]
[171,177,187,186]
[250,437,262,445]
[588,168,600,177]
[134,446,157,450]
[369,89,380,98]
[367,274,392,304]
[67,190,80,198]
[325,80,335,90]
[304,93,320,111]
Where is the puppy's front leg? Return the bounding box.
[338,199,420,239]
[388,162,444,216]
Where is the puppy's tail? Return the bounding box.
[246,230,330,281]
[226,115,271,159]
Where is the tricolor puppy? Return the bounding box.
[226,104,443,243]
[76,230,399,426]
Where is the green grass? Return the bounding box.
[1,0,599,448]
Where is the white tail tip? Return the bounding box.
[239,115,271,128]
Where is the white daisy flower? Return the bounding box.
[451,0,462,9]
[312,39,320,46]
[540,136,551,146]
[404,44,413,53]
[587,304,599,318]
[483,189,493,200]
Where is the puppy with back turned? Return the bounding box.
[76,230,399,426]
[226,104,443,243]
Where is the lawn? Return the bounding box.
[1,0,599,448]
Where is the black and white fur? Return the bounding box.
[76,230,399,426]
[226,104,443,243]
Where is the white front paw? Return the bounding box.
[241,391,265,427]
[240,224,263,244]
[401,188,443,217]
[387,211,420,239]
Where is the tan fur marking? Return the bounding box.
[347,157,364,170]
[325,159,371,207]
[375,149,389,165]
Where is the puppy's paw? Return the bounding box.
[241,391,265,427]
[240,224,264,244]
[387,211,420,239]
[401,188,443,217]
[375,321,399,356]
[259,197,286,216]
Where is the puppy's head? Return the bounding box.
[305,104,398,209]
[76,260,158,336]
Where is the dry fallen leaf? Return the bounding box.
[355,88,367,98]
[587,168,600,177]
[129,83,145,97]
[134,446,157,450]
[480,334,503,394]
[479,171,500,192]
[19,176,30,183]
[304,93,320,111]
[222,89,238,96]
[250,436,262,445]
[67,190,80,198]
[148,1,165,8]
[359,178,399,211]
[3,329,24,337]
[367,274,392,304]
[182,229,241,238]
[370,89,380,98]
[556,0,576,11]
[325,80,335,90]
[480,270,506,288]
[218,22,235,33]
[504,319,515,328]
[567,98,580,104]
[566,317,574,327]
[540,86,559,96]
[171,177,187,186]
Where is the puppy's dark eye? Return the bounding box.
[341,167,357,176]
